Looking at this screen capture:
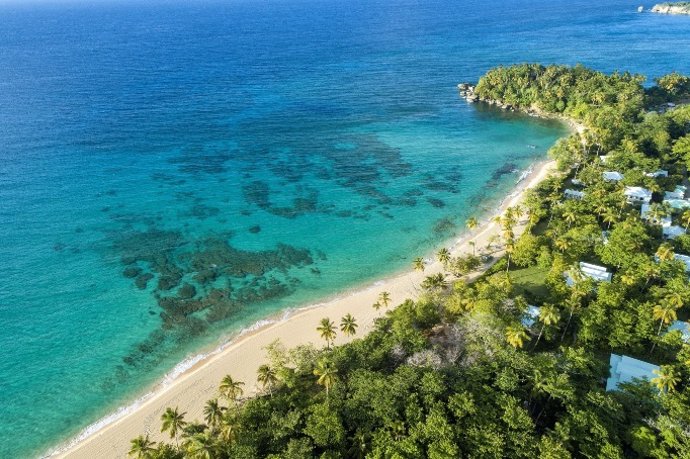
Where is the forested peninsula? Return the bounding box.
[129,64,690,459]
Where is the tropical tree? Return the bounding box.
[681,209,690,231]
[372,301,382,311]
[437,248,451,267]
[128,435,156,458]
[653,301,679,337]
[506,325,529,348]
[413,257,425,272]
[562,209,577,228]
[656,243,675,262]
[421,272,447,291]
[257,364,278,396]
[652,365,681,393]
[161,406,187,446]
[534,304,560,348]
[313,359,338,397]
[203,399,225,429]
[317,317,337,348]
[466,216,478,231]
[219,375,244,403]
[469,240,477,256]
[340,313,358,337]
[185,432,216,459]
[378,291,392,308]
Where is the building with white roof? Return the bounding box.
[672,253,690,272]
[625,186,653,205]
[564,189,585,200]
[646,170,669,178]
[663,225,686,240]
[667,321,690,343]
[664,199,690,211]
[640,204,672,227]
[565,262,612,286]
[664,185,687,200]
[606,354,659,391]
[521,305,541,328]
[603,171,624,182]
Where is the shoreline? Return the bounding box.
[51,157,560,459]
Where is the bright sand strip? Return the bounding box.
[55,159,557,459]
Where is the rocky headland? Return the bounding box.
[651,2,690,14]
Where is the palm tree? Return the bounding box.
[203,399,225,429]
[505,238,515,272]
[219,375,244,403]
[486,234,500,250]
[469,241,476,256]
[437,248,451,267]
[372,301,382,311]
[652,365,681,393]
[603,210,617,230]
[257,364,278,396]
[562,210,577,228]
[413,257,425,272]
[421,272,447,291]
[653,300,679,337]
[506,325,529,349]
[466,216,478,231]
[656,243,675,262]
[534,304,560,348]
[340,313,358,337]
[313,359,338,397]
[185,432,216,459]
[161,406,187,446]
[554,237,570,254]
[378,291,392,308]
[219,411,238,442]
[681,209,690,232]
[129,435,156,458]
[317,317,337,348]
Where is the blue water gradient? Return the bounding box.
[1,0,690,457]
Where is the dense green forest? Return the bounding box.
[130,64,690,458]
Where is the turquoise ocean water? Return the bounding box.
[1,0,690,456]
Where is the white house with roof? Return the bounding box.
[565,262,612,286]
[664,198,690,211]
[640,204,672,227]
[664,185,687,200]
[646,170,669,178]
[603,171,624,182]
[606,354,659,391]
[625,186,653,205]
[564,189,585,200]
[663,225,686,240]
[522,305,541,328]
[672,253,690,272]
[667,321,690,343]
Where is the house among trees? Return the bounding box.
[603,171,624,182]
[667,321,690,343]
[606,354,660,391]
[664,185,687,200]
[672,253,690,272]
[646,170,669,178]
[663,225,686,239]
[564,189,585,200]
[521,305,541,327]
[624,186,653,205]
[565,262,612,286]
[641,204,672,227]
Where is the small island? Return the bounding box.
[651,2,690,14]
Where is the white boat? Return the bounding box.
[637,6,644,13]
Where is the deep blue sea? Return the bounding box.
[1,0,690,456]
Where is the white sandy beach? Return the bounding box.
[55,159,558,459]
